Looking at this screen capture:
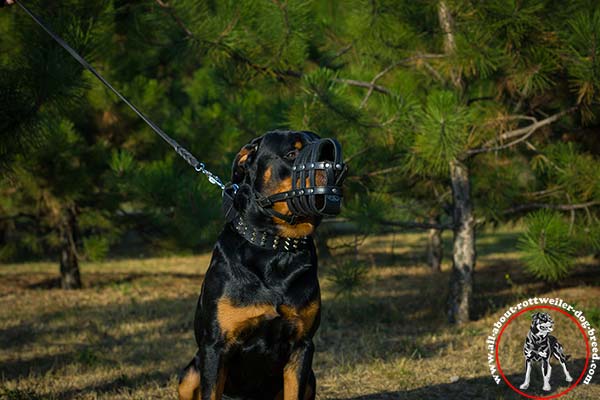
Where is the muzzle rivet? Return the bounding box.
[336,163,341,169]
[325,163,330,168]
[292,166,297,170]
[311,163,315,168]
[332,188,337,193]
[301,165,305,170]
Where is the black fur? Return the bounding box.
[178,131,328,400]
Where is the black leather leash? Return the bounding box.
[14,0,229,193]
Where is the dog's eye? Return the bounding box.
[284,150,298,160]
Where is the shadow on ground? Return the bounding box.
[332,360,597,400]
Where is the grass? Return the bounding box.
[1,228,599,399]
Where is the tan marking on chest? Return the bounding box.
[217,299,278,343]
[279,300,320,340]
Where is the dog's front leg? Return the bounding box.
[199,343,226,400]
[283,340,315,400]
[542,360,552,391]
[560,361,573,382]
[519,361,531,390]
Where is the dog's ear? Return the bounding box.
[232,137,262,184]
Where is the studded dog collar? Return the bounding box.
[231,215,310,251]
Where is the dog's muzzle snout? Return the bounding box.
[288,138,348,218]
[256,137,348,224]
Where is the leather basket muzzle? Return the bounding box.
[256,138,348,223]
[288,138,347,217]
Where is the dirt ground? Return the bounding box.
[1,229,599,399]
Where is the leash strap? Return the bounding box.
[14,0,226,191]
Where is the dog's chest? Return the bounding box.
[217,298,319,348]
[525,332,551,360]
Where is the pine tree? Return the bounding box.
[2,0,598,313]
[289,0,600,323]
[0,1,119,288]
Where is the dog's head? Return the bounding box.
[531,312,554,336]
[231,130,346,238]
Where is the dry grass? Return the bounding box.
[1,229,599,399]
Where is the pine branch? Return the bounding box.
[330,44,353,60]
[359,54,445,108]
[364,165,403,176]
[421,60,444,83]
[271,0,291,62]
[154,0,301,80]
[503,201,600,215]
[154,0,194,37]
[334,78,391,95]
[466,107,578,156]
[345,146,372,163]
[0,212,37,222]
[376,218,453,230]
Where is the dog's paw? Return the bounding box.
[519,382,529,390]
[543,383,551,391]
[566,374,573,382]
[538,351,547,358]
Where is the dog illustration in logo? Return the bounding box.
[520,312,573,391]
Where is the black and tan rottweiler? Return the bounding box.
[178,130,347,400]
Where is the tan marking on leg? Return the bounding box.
[178,366,200,400]
[283,350,301,400]
[294,140,303,150]
[217,298,278,343]
[280,300,320,340]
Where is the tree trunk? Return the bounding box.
[447,160,476,324]
[426,216,443,272]
[59,207,81,289]
[438,0,463,88]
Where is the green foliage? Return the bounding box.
[411,91,471,175]
[1,0,599,290]
[327,259,370,297]
[534,143,600,202]
[83,236,110,262]
[584,306,600,328]
[563,7,600,112]
[343,194,387,233]
[518,210,575,282]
